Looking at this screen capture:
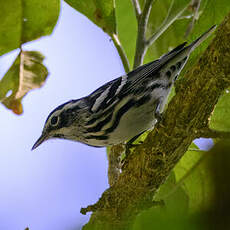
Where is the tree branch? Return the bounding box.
[82,12,230,230]
[197,127,230,139]
[133,0,154,68]
[111,34,130,73]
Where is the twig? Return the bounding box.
[188,148,207,152]
[197,127,230,139]
[145,0,189,47]
[81,203,98,215]
[185,0,202,38]
[133,0,154,68]
[111,34,130,73]
[131,0,141,20]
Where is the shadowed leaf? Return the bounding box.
[0,51,48,114]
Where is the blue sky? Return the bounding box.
[0,2,213,230]
[0,2,125,229]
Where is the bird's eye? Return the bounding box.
[50,116,59,126]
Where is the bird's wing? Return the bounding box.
[86,42,188,112]
[127,42,187,81]
[87,25,216,112]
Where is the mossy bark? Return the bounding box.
[82,12,230,230]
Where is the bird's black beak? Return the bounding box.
[31,134,48,150]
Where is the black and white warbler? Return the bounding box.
[32,26,216,150]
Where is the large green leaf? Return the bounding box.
[133,141,230,230]
[64,0,116,35]
[116,0,137,68]
[173,143,214,213]
[133,172,191,230]
[0,51,48,114]
[0,0,60,56]
[154,142,214,214]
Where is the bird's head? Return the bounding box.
[32,100,81,150]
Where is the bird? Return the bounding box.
[32,25,216,150]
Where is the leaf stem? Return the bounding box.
[131,0,142,20]
[111,34,130,73]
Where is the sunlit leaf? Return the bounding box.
[0,0,60,56]
[116,0,137,68]
[173,143,214,213]
[155,171,189,214]
[209,89,230,131]
[0,51,48,114]
[133,170,198,230]
[64,0,116,35]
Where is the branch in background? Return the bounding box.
[133,0,154,68]
[197,127,230,139]
[132,0,191,68]
[111,34,130,73]
[145,0,190,47]
[185,0,202,38]
[131,0,141,20]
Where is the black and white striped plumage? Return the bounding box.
[32,26,216,150]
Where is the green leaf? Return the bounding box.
[64,0,116,35]
[0,51,48,114]
[173,143,214,213]
[116,0,137,68]
[155,171,189,215]
[209,89,230,131]
[0,0,60,56]
[133,173,199,230]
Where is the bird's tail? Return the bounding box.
[159,25,216,66]
[188,25,217,52]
